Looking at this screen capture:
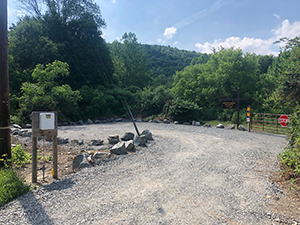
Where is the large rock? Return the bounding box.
[18,129,32,137]
[216,123,225,128]
[11,128,20,135]
[203,123,211,127]
[87,119,94,124]
[72,153,91,170]
[78,120,84,125]
[163,119,170,124]
[141,130,153,141]
[11,124,22,129]
[192,121,201,126]
[110,142,127,155]
[238,125,247,131]
[121,132,134,141]
[134,135,147,147]
[226,124,235,130]
[174,121,179,124]
[125,140,135,151]
[108,135,120,144]
[154,120,160,123]
[183,122,190,125]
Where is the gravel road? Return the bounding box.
[0,122,291,224]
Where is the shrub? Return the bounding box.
[168,98,201,123]
[279,106,300,178]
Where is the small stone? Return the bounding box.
[94,152,109,158]
[154,120,160,123]
[78,120,84,125]
[89,139,104,146]
[25,124,32,128]
[203,123,211,127]
[174,121,179,124]
[183,122,190,125]
[265,195,272,199]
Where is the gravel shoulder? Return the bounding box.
[1,122,298,224]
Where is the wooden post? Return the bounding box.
[0,0,11,167]
[32,136,37,183]
[52,136,58,178]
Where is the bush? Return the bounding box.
[168,98,201,123]
[0,168,31,207]
[279,106,300,178]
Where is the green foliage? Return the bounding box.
[0,167,31,207]
[18,61,81,124]
[11,145,31,167]
[172,48,265,120]
[109,33,152,89]
[138,86,172,117]
[168,99,202,123]
[143,44,202,78]
[280,107,300,178]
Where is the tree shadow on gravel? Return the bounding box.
[18,178,75,225]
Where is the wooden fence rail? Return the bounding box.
[251,113,291,135]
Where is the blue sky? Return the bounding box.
[7,0,300,55]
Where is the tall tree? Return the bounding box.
[109,32,152,89]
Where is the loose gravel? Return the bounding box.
[0,122,293,224]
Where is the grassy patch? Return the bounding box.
[0,167,31,207]
[202,120,248,127]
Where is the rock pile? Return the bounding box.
[72,130,154,170]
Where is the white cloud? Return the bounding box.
[111,0,116,3]
[174,41,179,45]
[164,27,177,39]
[195,19,300,55]
[274,14,280,19]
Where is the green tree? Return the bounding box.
[18,61,81,123]
[173,48,263,120]
[109,32,152,89]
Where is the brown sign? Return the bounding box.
[222,101,236,109]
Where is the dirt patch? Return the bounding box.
[12,136,79,187]
[269,173,300,224]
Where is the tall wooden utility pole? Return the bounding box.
[0,0,11,167]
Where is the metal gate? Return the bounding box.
[250,113,291,135]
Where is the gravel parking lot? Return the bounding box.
[0,122,294,224]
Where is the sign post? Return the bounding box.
[32,112,58,182]
[279,115,289,127]
[247,105,251,132]
[220,87,248,129]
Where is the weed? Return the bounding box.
[11,145,31,167]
